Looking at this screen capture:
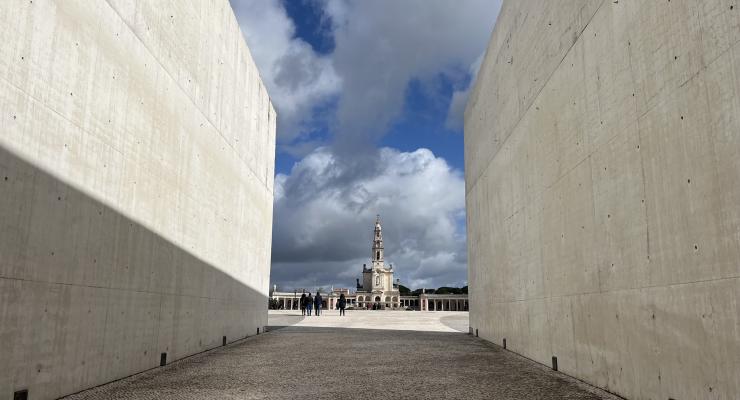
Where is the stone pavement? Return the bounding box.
[63,311,620,399]
[269,309,470,332]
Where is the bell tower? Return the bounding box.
[357,214,400,309]
[371,215,384,267]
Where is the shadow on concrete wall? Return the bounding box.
[0,144,269,400]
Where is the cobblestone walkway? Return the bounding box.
[64,313,619,399]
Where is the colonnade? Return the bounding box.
[269,292,469,311]
[426,299,468,311]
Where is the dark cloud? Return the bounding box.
[233,0,501,153]
[325,0,501,153]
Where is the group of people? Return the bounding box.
[300,292,322,316]
[299,292,348,316]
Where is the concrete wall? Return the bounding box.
[0,0,275,398]
[466,1,740,399]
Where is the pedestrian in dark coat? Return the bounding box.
[306,293,313,316]
[314,292,323,316]
[300,293,306,316]
[338,293,347,316]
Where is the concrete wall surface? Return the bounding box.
[466,1,740,399]
[0,0,276,398]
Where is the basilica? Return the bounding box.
[354,215,400,309]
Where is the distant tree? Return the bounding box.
[398,284,411,296]
[435,287,452,294]
[435,287,466,295]
[407,287,474,295]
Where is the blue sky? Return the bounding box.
[230,0,501,291]
[282,0,334,55]
[383,77,468,170]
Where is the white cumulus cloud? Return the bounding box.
[230,0,341,143]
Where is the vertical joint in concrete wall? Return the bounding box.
[552,356,558,371]
[13,389,28,400]
[160,353,167,367]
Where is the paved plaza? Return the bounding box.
[268,309,470,332]
[64,311,619,399]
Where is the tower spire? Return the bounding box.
[372,215,384,264]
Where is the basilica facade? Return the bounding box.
[355,216,400,309]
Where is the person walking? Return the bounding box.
[300,293,306,316]
[338,293,347,316]
[306,292,313,316]
[314,291,323,316]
